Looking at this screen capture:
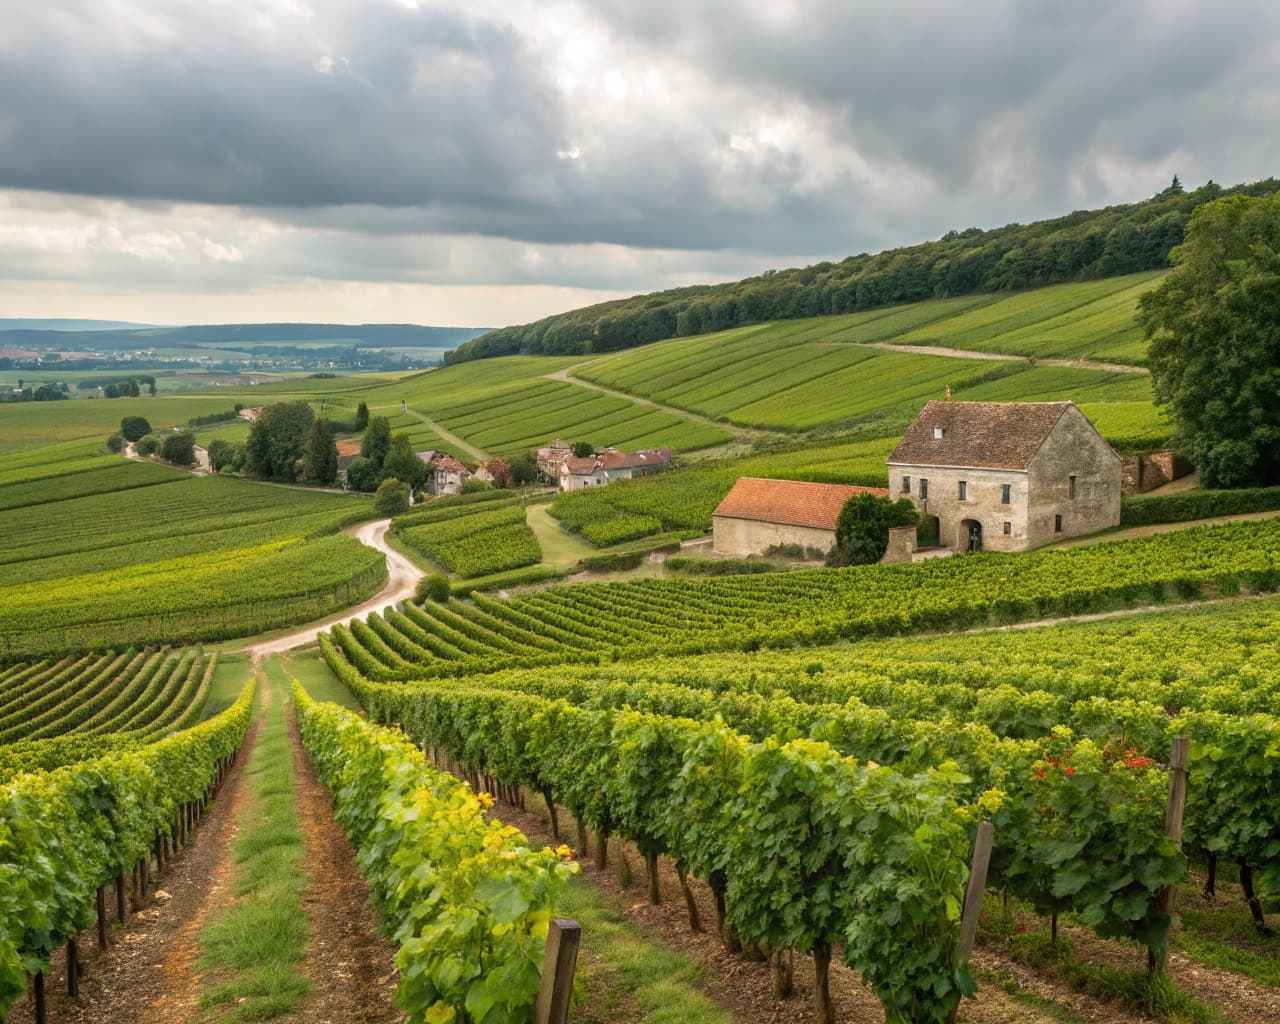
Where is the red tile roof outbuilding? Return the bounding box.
[713,477,889,531]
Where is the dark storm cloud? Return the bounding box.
[2,0,1279,261]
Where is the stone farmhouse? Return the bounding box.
[559,447,672,491]
[712,478,888,557]
[886,400,1121,553]
[536,439,573,484]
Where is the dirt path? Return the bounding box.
[865,341,1148,374]
[6,705,263,1024]
[401,408,490,461]
[239,518,424,659]
[544,364,765,442]
[286,688,402,1023]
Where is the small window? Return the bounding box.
[933,427,946,440]
[902,475,911,494]
[958,480,967,501]
[1001,483,1011,504]
[1069,475,1077,499]
[1055,514,1063,533]
[1003,522,1011,535]
[920,479,928,500]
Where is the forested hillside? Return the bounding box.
[449,176,1280,363]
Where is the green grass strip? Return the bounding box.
[553,870,733,1024]
[197,673,311,1021]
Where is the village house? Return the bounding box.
[335,440,362,485]
[886,400,1121,553]
[236,406,263,423]
[559,447,672,491]
[536,439,573,483]
[425,453,473,496]
[712,478,889,557]
[473,458,511,488]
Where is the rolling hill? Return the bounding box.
[448,176,1279,364]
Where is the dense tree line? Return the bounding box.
[448,177,1280,364]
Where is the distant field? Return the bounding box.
[0,466,382,655]
[343,357,734,456]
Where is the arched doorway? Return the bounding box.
[960,519,982,553]
[917,515,941,547]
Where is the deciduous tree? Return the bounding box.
[1138,193,1280,487]
[302,418,339,485]
[245,402,316,481]
[120,416,151,442]
[361,416,392,468]
[827,494,918,566]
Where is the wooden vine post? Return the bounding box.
[534,918,581,1024]
[955,819,995,968]
[1150,735,1190,976]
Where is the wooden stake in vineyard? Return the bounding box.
[534,918,581,1024]
[1149,736,1190,976]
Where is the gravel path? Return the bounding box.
[240,518,424,660]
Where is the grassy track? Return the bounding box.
[198,668,311,1021]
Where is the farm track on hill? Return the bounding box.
[401,408,491,461]
[546,364,768,446]
[5,675,404,1024]
[243,518,423,659]
[286,679,403,1023]
[866,341,1149,374]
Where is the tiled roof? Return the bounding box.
[599,447,671,470]
[713,477,889,531]
[335,440,362,458]
[433,455,471,475]
[887,400,1074,470]
[563,456,604,475]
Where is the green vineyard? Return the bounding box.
[325,516,1280,679]
[0,648,218,778]
[0,473,385,655]
[0,681,254,1018]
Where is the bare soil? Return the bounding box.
[286,698,402,1023]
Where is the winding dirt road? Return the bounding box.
[240,518,424,660]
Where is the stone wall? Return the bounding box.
[1025,410,1122,547]
[1121,450,1194,495]
[888,465,1031,552]
[712,516,836,557]
[881,524,918,564]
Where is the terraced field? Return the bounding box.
[889,271,1163,361]
[576,271,1163,433]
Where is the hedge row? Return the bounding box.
[1120,486,1280,527]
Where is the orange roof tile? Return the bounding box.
[335,440,362,458]
[713,477,889,531]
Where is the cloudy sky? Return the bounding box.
[1,0,1276,327]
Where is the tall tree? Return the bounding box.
[355,401,369,431]
[302,417,339,485]
[361,415,392,468]
[1138,194,1280,488]
[245,401,316,481]
[382,432,427,489]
